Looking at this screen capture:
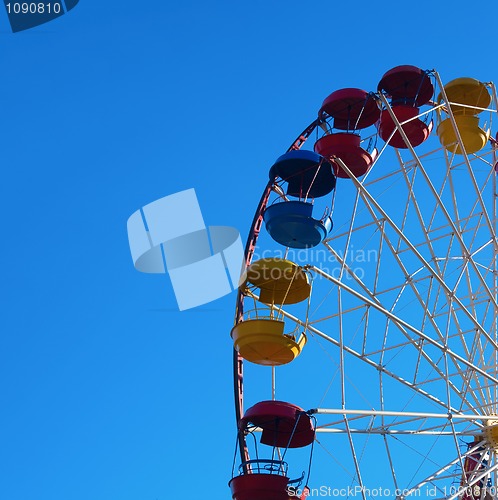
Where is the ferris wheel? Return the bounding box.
[228,66,498,500]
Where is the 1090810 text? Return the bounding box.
[5,3,62,14]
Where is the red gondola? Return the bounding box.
[315,88,380,178]
[240,400,315,448]
[229,401,315,500]
[377,65,434,149]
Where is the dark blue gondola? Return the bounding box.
[264,150,335,249]
[269,150,336,198]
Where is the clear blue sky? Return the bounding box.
[0,1,496,499]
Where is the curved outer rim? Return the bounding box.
[233,118,319,468]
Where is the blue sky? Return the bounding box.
[1,1,497,499]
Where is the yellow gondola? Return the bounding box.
[231,258,311,366]
[437,77,491,155]
[246,258,311,305]
[231,319,307,366]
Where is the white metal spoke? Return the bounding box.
[307,266,498,389]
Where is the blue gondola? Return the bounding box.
[264,150,335,249]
